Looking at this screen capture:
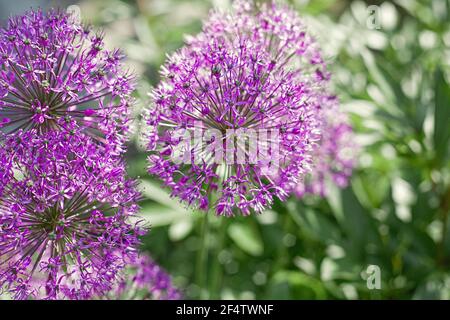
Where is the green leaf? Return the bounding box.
[360,49,397,109]
[228,223,263,256]
[325,180,344,223]
[433,68,450,165]
[296,0,336,15]
[139,203,190,227]
[271,271,328,299]
[339,187,380,259]
[138,179,190,212]
[352,173,390,209]
[169,219,193,241]
[288,205,342,244]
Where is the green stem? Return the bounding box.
[263,203,291,298]
[272,206,291,273]
[437,187,450,266]
[210,217,228,299]
[196,212,210,299]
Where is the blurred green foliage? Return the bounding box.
[77,0,450,299]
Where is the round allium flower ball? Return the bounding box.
[106,255,181,300]
[295,96,356,197]
[0,129,144,300]
[145,1,331,216]
[0,9,134,154]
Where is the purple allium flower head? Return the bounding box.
[295,96,357,197]
[0,9,134,154]
[0,128,144,300]
[145,1,330,216]
[106,254,181,300]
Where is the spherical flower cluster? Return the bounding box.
[295,96,356,197]
[107,255,181,300]
[146,1,330,216]
[0,8,145,300]
[0,9,134,154]
[0,128,144,300]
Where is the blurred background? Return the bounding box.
[1,0,449,299]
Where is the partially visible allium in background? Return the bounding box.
[145,1,331,216]
[0,9,134,154]
[105,254,181,300]
[0,128,144,300]
[295,96,356,197]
